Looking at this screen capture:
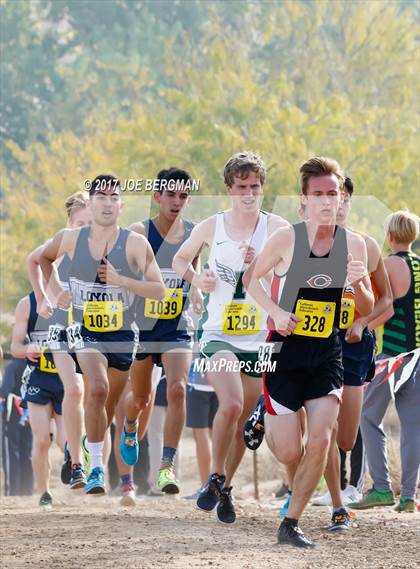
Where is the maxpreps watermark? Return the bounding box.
[193,357,276,375]
[84,178,200,192]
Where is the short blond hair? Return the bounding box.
[64,191,89,219]
[384,210,419,244]
[223,151,266,187]
[299,156,345,194]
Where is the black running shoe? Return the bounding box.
[70,463,87,489]
[275,483,289,499]
[61,442,72,485]
[243,394,266,450]
[277,519,315,548]
[39,491,53,509]
[197,473,224,512]
[328,508,353,531]
[217,486,236,524]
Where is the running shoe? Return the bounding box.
[70,463,87,489]
[39,491,53,509]
[312,490,332,506]
[120,427,139,466]
[84,466,106,495]
[342,485,362,505]
[277,519,315,548]
[157,466,180,494]
[81,434,90,476]
[243,394,266,450]
[197,473,225,512]
[217,486,236,524]
[120,481,136,507]
[61,442,72,485]
[275,483,289,499]
[394,498,416,513]
[348,487,395,509]
[328,508,353,531]
[278,492,291,517]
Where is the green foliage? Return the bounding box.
[0,0,419,340]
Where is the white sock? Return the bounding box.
[86,440,104,470]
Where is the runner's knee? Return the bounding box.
[167,379,185,403]
[220,399,243,422]
[34,433,51,452]
[88,380,109,404]
[63,380,83,402]
[132,394,150,411]
[306,433,331,456]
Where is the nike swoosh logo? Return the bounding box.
[216,240,228,245]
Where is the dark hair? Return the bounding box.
[299,156,344,195]
[156,167,193,192]
[89,174,121,196]
[344,176,354,196]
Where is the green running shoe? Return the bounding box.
[81,434,90,476]
[157,467,180,494]
[394,498,416,513]
[348,487,395,509]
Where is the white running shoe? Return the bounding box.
[312,490,332,506]
[120,483,136,507]
[342,485,362,505]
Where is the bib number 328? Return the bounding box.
[294,299,336,338]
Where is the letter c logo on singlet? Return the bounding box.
[306,274,332,289]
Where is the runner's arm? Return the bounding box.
[39,229,75,293]
[27,240,62,305]
[347,235,374,316]
[10,298,40,361]
[367,255,397,330]
[111,233,165,299]
[172,219,212,287]
[243,227,287,316]
[357,238,393,329]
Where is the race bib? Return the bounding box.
[47,324,64,350]
[294,299,336,338]
[339,297,355,329]
[67,322,84,350]
[222,302,260,335]
[144,288,183,319]
[83,301,123,332]
[39,348,57,374]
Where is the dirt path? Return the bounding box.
[1,489,418,569]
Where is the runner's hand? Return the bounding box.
[272,307,301,336]
[36,294,54,318]
[97,259,122,286]
[26,343,41,362]
[191,287,204,314]
[347,254,368,285]
[193,269,217,293]
[239,241,256,265]
[345,319,365,343]
[56,288,72,309]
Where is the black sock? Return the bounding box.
[284,517,298,527]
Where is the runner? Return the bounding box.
[173,151,288,523]
[314,176,393,527]
[244,156,373,546]
[27,191,91,488]
[120,167,199,495]
[11,292,66,508]
[350,210,420,513]
[39,174,165,494]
